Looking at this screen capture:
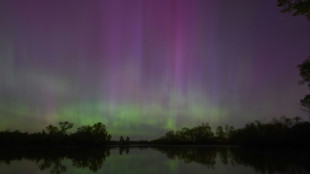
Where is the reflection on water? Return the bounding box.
[0,146,309,174]
[0,148,111,174]
[154,146,310,174]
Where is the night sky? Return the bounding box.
[1,0,310,139]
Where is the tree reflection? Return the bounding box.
[119,146,130,155]
[70,149,111,172]
[0,148,111,173]
[154,147,217,169]
[230,148,310,174]
[153,146,310,174]
[0,147,309,174]
[38,158,66,174]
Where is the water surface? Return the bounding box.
[0,146,309,174]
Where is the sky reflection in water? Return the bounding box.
[0,147,309,174]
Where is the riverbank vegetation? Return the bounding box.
[153,116,310,147]
[0,121,111,146]
[0,115,309,147]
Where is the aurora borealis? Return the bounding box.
[1,0,310,139]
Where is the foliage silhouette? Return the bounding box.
[278,1,310,113]
[58,121,73,135]
[0,122,111,147]
[71,122,111,146]
[153,116,310,147]
[277,0,310,20]
[1,117,310,147]
[119,135,125,145]
[230,116,310,147]
[153,123,216,144]
[119,135,130,145]
[126,136,130,144]
[297,57,310,112]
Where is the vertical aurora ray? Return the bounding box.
[0,0,310,139]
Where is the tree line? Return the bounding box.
[1,115,310,147]
[0,121,112,146]
[152,116,310,147]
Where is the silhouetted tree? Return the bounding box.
[58,121,73,135]
[1,118,310,147]
[72,122,111,145]
[153,122,215,144]
[224,125,234,141]
[277,1,310,113]
[297,57,310,112]
[230,116,310,147]
[298,57,310,87]
[46,125,59,135]
[120,136,125,145]
[277,0,310,20]
[125,136,130,145]
[215,126,225,142]
[191,123,214,144]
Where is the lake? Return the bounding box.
[0,146,309,174]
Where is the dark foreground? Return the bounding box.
[0,146,309,174]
